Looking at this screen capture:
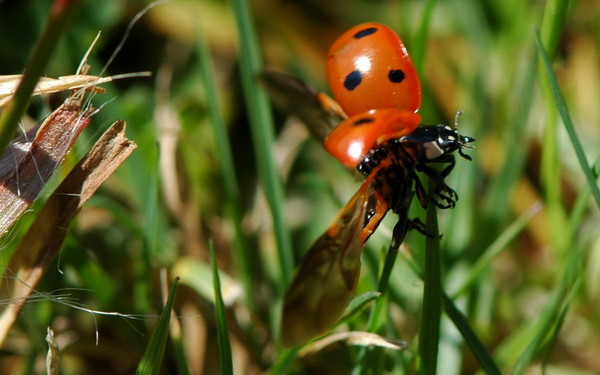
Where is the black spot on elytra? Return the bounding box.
[353,117,374,126]
[354,27,378,39]
[388,69,405,83]
[344,70,363,91]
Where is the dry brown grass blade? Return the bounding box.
[0,92,93,237]
[0,74,110,108]
[0,120,136,345]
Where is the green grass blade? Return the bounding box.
[353,244,400,374]
[339,291,381,324]
[230,0,294,287]
[539,0,570,60]
[135,278,180,375]
[535,31,600,210]
[211,242,234,375]
[196,23,255,309]
[411,0,437,70]
[0,0,78,154]
[364,243,401,335]
[568,156,600,233]
[419,192,442,375]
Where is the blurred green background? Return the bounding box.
[0,0,599,374]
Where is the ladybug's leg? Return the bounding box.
[416,164,458,209]
[412,172,430,209]
[391,211,410,249]
[392,216,441,248]
[409,218,442,238]
[436,154,456,179]
[417,154,456,179]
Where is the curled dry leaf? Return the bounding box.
[300,331,408,357]
[0,90,94,236]
[0,119,137,345]
[0,74,111,108]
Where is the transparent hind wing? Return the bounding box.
[281,174,389,346]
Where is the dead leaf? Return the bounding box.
[0,119,136,345]
[0,74,111,108]
[0,91,93,237]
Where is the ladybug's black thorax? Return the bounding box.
[365,143,417,214]
[357,138,418,177]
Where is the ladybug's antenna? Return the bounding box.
[453,111,475,160]
[453,111,463,128]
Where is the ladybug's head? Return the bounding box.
[435,129,475,160]
[432,112,475,161]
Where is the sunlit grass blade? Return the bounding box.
[135,278,180,375]
[0,0,78,154]
[230,0,294,288]
[211,242,234,375]
[535,31,600,210]
[442,294,501,375]
[451,203,542,298]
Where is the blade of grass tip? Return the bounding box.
[195,23,255,309]
[135,277,180,375]
[535,31,600,210]
[211,242,234,375]
[230,0,294,287]
[419,185,442,375]
[0,0,78,154]
[442,294,501,375]
[539,0,570,60]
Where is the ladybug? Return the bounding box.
[260,22,474,346]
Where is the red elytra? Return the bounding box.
[324,109,422,169]
[326,22,422,117]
